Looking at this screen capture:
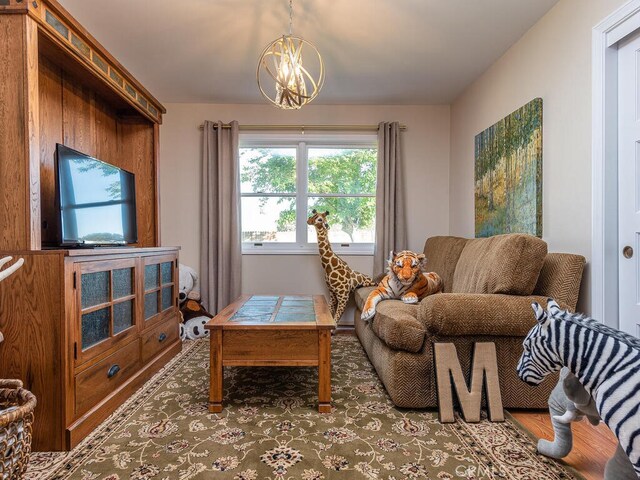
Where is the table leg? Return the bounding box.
[318,329,332,413]
[209,329,223,413]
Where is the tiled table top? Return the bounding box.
[229,295,316,324]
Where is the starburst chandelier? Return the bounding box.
[256,0,325,109]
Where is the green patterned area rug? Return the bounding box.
[26,337,579,480]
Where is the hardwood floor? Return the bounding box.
[511,411,618,480]
[336,327,618,479]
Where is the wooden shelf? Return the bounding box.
[0,0,165,252]
[38,32,149,121]
[0,1,177,452]
[62,246,179,257]
[10,0,165,124]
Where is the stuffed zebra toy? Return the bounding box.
[517,300,640,478]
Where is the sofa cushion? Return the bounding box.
[354,286,376,311]
[451,234,547,295]
[419,293,555,337]
[369,301,426,353]
[533,253,585,311]
[423,236,468,292]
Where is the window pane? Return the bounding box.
[240,147,296,193]
[81,271,110,309]
[144,291,159,319]
[145,264,159,291]
[161,262,172,285]
[161,286,173,311]
[81,307,110,349]
[113,268,133,299]
[241,197,296,242]
[308,148,376,195]
[113,300,134,334]
[308,197,375,244]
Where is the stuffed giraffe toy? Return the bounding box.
[307,210,375,321]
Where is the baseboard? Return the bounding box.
[334,325,355,335]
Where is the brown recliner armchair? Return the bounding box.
[354,234,585,409]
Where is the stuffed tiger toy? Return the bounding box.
[361,250,443,321]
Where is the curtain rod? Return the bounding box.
[197,123,407,132]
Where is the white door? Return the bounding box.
[618,31,640,338]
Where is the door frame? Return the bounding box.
[592,0,640,327]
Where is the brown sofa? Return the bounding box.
[354,234,585,409]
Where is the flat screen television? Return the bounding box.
[54,144,137,247]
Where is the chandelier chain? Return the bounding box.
[289,0,293,35]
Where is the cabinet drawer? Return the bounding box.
[75,339,141,417]
[142,316,179,364]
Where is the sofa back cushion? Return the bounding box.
[533,253,585,311]
[422,236,468,293]
[451,234,547,295]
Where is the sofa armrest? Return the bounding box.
[418,293,565,337]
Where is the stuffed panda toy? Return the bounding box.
[180,299,212,340]
[178,263,200,304]
[182,317,209,340]
[178,264,211,340]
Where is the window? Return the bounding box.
[240,134,377,254]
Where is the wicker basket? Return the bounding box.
[0,380,36,480]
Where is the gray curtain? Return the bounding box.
[200,120,241,313]
[373,121,407,277]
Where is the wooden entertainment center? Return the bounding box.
[0,0,181,451]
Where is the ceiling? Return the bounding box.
[58,0,559,105]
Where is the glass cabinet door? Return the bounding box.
[76,259,137,364]
[143,256,176,327]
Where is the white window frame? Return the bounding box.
[239,133,378,255]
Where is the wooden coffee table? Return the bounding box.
[205,295,336,413]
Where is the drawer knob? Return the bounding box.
[107,364,120,378]
[158,332,167,343]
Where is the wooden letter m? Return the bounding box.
[433,342,504,423]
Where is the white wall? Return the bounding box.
[448,0,627,313]
[160,103,450,322]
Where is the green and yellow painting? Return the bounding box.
[475,98,542,237]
